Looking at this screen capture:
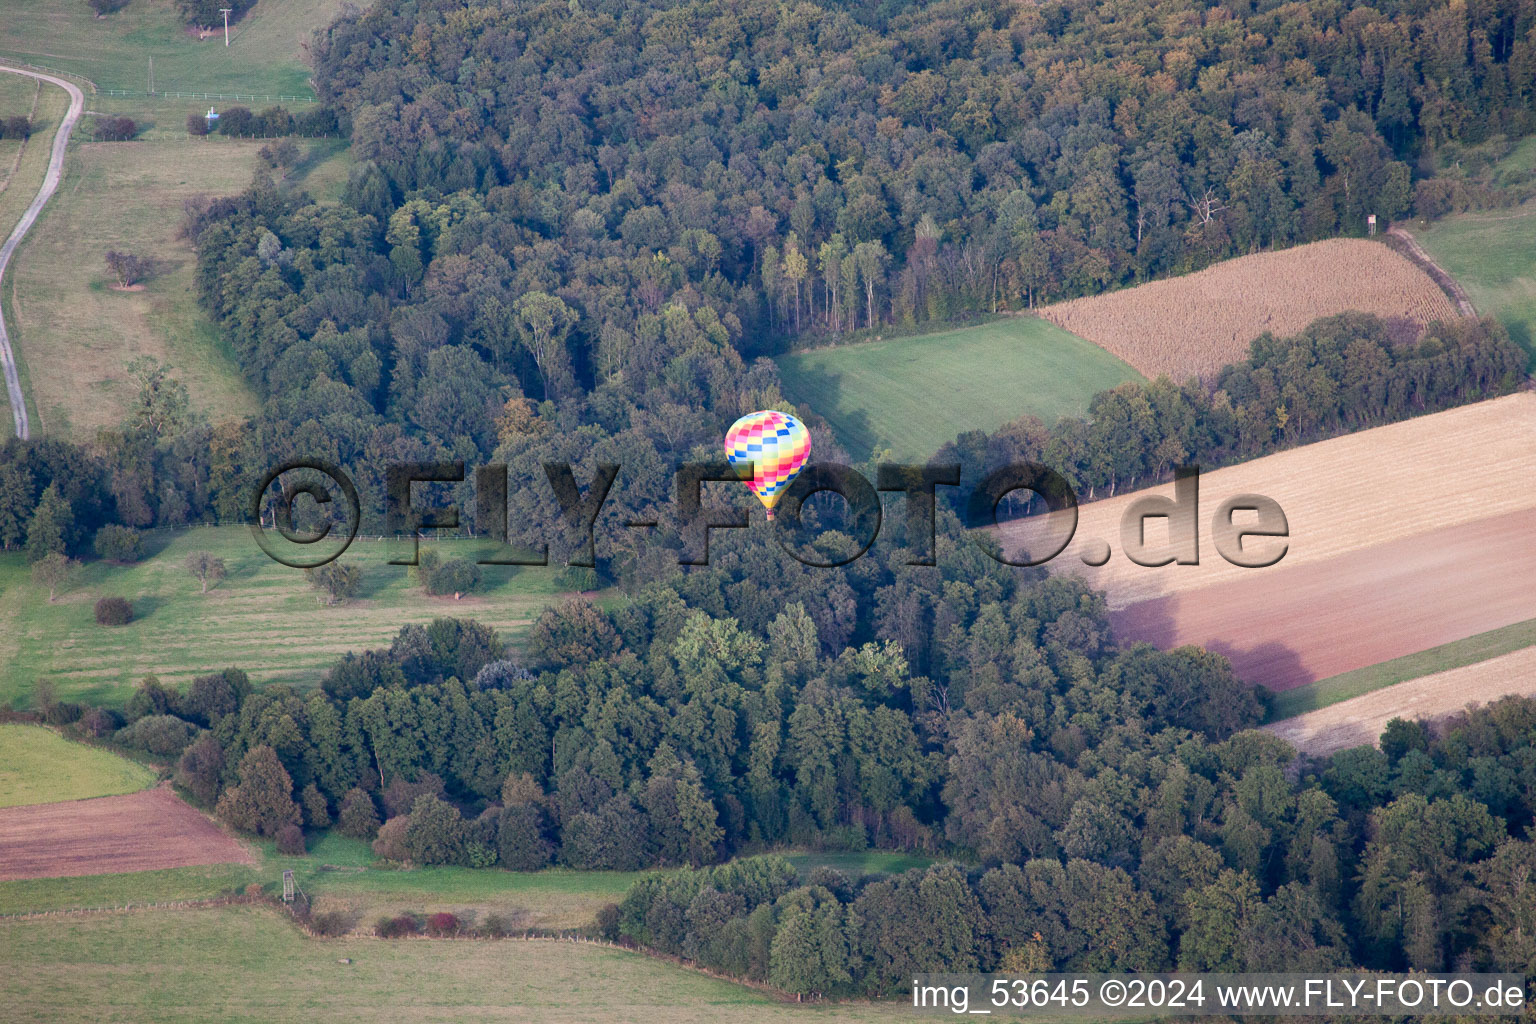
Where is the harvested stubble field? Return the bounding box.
[1039,239,1457,379]
[1266,648,1536,756]
[1002,393,1536,695]
[0,785,253,881]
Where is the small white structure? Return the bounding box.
[1368,213,1377,236]
[206,106,219,125]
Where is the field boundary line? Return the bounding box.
[0,893,258,921]
[1387,225,1477,317]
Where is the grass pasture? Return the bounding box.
[0,905,901,1023]
[0,724,156,808]
[1409,201,1536,370]
[8,138,265,437]
[0,0,347,99]
[0,526,587,709]
[775,317,1143,460]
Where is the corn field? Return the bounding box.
[1040,239,1458,379]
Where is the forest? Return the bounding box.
[11,0,1536,1000]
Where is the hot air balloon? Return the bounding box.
[724,410,811,520]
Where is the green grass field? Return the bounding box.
[0,0,348,99]
[1268,618,1536,721]
[775,317,1144,460]
[1410,201,1536,371]
[8,138,269,438]
[0,724,157,807]
[1,0,352,441]
[0,526,587,709]
[0,826,931,929]
[0,905,904,1023]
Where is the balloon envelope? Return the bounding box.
[724,411,811,516]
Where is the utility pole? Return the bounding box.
[220,8,233,46]
[148,56,154,95]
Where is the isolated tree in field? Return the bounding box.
[513,291,576,399]
[30,552,76,602]
[184,551,227,594]
[215,744,301,836]
[24,483,73,562]
[186,112,209,136]
[306,561,361,605]
[126,356,189,439]
[104,250,151,288]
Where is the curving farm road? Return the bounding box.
[0,66,85,441]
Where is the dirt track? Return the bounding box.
[0,65,85,441]
[0,785,253,881]
[1266,645,1536,756]
[1110,506,1536,691]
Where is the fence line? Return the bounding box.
[0,894,256,921]
[0,61,98,94]
[100,89,317,104]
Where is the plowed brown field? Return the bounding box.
[1003,393,1536,696]
[0,785,252,881]
[1040,239,1457,379]
[1110,506,1536,691]
[1265,646,1536,756]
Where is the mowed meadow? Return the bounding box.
[0,724,156,807]
[0,0,346,98]
[1410,200,1536,371]
[1039,238,1458,379]
[0,0,353,440]
[775,316,1143,460]
[0,907,903,1024]
[0,527,587,708]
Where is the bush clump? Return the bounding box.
[95,596,134,626]
[93,525,143,563]
[93,115,137,141]
[79,706,120,738]
[375,914,419,939]
[309,909,352,937]
[275,823,305,855]
[425,912,459,937]
[114,714,198,756]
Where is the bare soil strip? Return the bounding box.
[1265,645,1536,756]
[1110,506,1536,692]
[0,785,252,881]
